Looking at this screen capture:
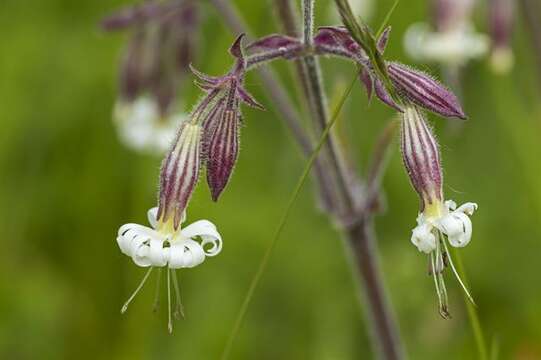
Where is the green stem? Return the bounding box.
[450,248,487,360]
[219,68,360,360]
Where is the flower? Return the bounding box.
[412,200,477,254]
[104,0,201,153]
[116,207,222,332]
[114,97,182,154]
[404,0,489,67]
[117,207,222,269]
[401,104,477,318]
[404,23,489,67]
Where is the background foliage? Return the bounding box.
[1,0,540,358]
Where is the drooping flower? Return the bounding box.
[117,207,222,332]
[115,35,263,330]
[401,105,477,318]
[404,0,489,67]
[114,97,184,154]
[103,0,200,152]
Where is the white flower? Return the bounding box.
[117,207,222,269]
[404,22,489,66]
[114,97,184,154]
[116,207,222,332]
[411,200,477,254]
[409,199,478,318]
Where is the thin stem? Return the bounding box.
[152,268,162,313]
[213,1,403,358]
[167,268,173,334]
[364,120,398,211]
[302,0,314,46]
[298,0,359,215]
[210,0,337,211]
[172,269,185,319]
[220,69,360,360]
[346,218,404,359]
[121,267,153,314]
[448,247,488,360]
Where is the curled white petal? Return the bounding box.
[411,222,437,254]
[437,211,473,248]
[168,239,206,269]
[182,220,222,256]
[117,223,161,257]
[456,202,478,216]
[116,209,223,269]
[147,207,159,229]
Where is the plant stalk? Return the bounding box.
[209,0,337,210]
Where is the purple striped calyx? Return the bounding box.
[157,122,202,230]
[189,34,264,203]
[156,34,264,227]
[400,105,444,216]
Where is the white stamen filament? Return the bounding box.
[121,267,154,314]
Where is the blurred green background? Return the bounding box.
[1,0,540,359]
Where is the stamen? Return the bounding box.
[431,253,450,319]
[167,267,173,334]
[172,269,185,319]
[152,268,162,313]
[121,267,153,314]
[437,272,451,319]
[442,239,476,306]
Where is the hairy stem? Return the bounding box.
[213,0,404,358]
[298,0,359,216]
[279,1,403,358]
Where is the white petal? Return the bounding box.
[117,223,158,257]
[456,202,478,216]
[411,223,436,254]
[116,222,164,267]
[182,220,223,256]
[446,212,473,248]
[148,237,167,267]
[168,239,206,269]
[445,200,457,211]
[133,242,152,267]
[147,207,159,229]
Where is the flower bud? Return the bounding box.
[400,105,443,215]
[388,63,466,119]
[157,122,202,229]
[207,108,240,201]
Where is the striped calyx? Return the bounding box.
[207,108,239,201]
[157,122,202,229]
[401,105,443,215]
